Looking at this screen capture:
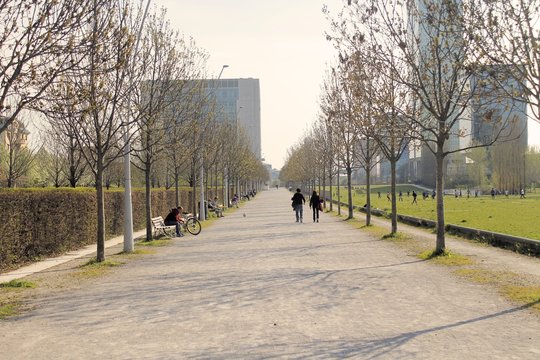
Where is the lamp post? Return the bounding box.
[122,0,152,253]
[224,105,242,207]
[200,64,229,220]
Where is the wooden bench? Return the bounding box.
[151,216,176,238]
[207,205,224,218]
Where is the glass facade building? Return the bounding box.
[204,78,261,159]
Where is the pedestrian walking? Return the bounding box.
[520,188,525,198]
[309,190,321,223]
[291,188,306,223]
[412,190,418,204]
[398,191,403,201]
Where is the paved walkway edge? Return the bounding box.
[0,230,145,283]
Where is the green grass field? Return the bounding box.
[327,185,540,240]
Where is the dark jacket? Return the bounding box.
[309,194,320,208]
[164,209,179,223]
[291,192,305,206]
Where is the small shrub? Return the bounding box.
[0,303,19,319]
[0,280,36,289]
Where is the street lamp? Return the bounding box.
[122,0,152,253]
[218,64,229,79]
[200,64,229,220]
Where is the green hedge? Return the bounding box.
[0,188,194,272]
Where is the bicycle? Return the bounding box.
[180,213,202,235]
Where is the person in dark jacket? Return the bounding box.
[291,188,306,223]
[164,208,183,237]
[309,190,321,223]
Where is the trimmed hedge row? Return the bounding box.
[0,188,194,272]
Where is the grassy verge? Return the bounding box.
[328,185,540,239]
[332,206,540,315]
[0,280,38,319]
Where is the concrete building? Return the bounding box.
[470,65,528,191]
[407,0,471,187]
[204,78,261,159]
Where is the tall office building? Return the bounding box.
[470,65,528,190]
[408,0,470,186]
[204,78,261,159]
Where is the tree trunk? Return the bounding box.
[174,168,180,207]
[390,159,397,234]
[337,167,341,216]
[347,166,353,219]
[321,164,326,209]
[329,173,333,212]
[191,166,197,216]
[436,149,446,254]
[366,167,371,226]
[96,161,105,262]
[145,161,153,241]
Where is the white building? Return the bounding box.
[206,78,261,159]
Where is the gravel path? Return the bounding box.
[1,188,538,359]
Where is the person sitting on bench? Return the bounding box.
[208,197,224,217]
[164,208,183,237]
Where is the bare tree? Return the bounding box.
[64,0,144,262]
[130,8,207,241]
[353,50,412,234]
[0,119,34,187]
[0,0,97,134]
[340,0,520,253]
[39,116,88,187]
[476,0,540,123]
[321,65,359,220]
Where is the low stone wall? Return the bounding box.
[328,198,540,256]
[446,224,540,256]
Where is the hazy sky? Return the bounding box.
[153,0,343,169]
[153,0,540,169]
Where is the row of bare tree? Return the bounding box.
[282,0,540,254]
[0,0,269,261]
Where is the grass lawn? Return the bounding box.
[327,185,540,240]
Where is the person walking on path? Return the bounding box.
[291,188,306,223]
[309,190,321,223]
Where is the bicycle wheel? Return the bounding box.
[185,217,202,235]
